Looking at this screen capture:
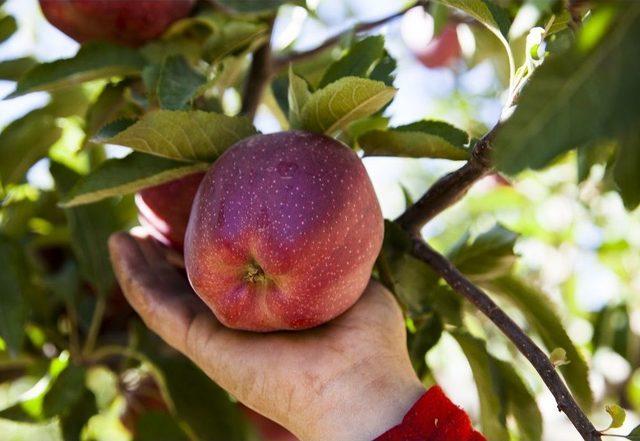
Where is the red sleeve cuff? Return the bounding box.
[374,386,486,441]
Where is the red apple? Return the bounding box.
[135,172,205,251]
[402,7,461,68]
[38,0,196,47]
[185,131,383,332]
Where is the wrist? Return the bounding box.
[305,368,425,441]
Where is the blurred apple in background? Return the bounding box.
[38,0,196,47]
[401,6,461,69]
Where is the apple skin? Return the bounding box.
[135,172,205,251]
[38,0,196,47]
[185,131,384,332]
[415,24,461,69]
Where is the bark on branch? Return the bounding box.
[272,0,429,70]
[396,123,601,439]
[395,125,497,233]
[408,238,601,440]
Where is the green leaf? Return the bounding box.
[496,360,543,441]
[0,418,63,441]
[319,36,386,88]
[378,222,462,323]
[9,42,145,98]
[613,129,640,210]
[369,51,397,87]
[288,68,311,129]
[204,20,268,62]
[409,314,443,378]
[359,121,469,160]
[439,0,510,37]
[83,83,129,146]
[438,0,513,80]
[43,364,86,418]
[85,366,118,411]
[0,109,62,186]
[577,140,616,183]
[0,57,36,81]
[134,411,190,441]
[105,110,257,162]
[493,5,640,174]
[0,15,16,44]
[51,163,118,296]
[157,56,206,111]
[605,403,626,430]
[61,153,209,207]
[299,77,395,136]
[482,276,593,410]
[0,236,28,355]
[549,348,570,367]
[140,346,248,441]
[448,224,518,282]
[452,331,509,441]
[93,118,136,143]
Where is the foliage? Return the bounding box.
[0,0,639,439]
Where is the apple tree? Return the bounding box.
[0,0,639,440]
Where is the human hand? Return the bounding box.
[109,230,425,441]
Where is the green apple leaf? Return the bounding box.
[448,224,518,282]
[452,331,510,441]
[51,163,119,297]
[0,236,28,355]
[43,364,86,418]
[408,314,443,378]
[0,418,63,441]
[288,68,311,129]
[204,20,268,62]
[369,51,397,87]
[105,110,257,162]
[438,0,513,80]
[135,412,190,441]
[319,36,386,88]
[0,57,37,81]
[137,328,249,441]
[83,83,130,147]
[613,129,640,210]
[482,276,593,410]
[495,359,543,441]
[9,42,145,97]
[0,109,62,186]
[300,77,395,136]
[60,153,209,207]
[0,14,16,44]
[493,5,640,174]
[359,121,469,160]
[157,56,206,111]
[605,404,626,430]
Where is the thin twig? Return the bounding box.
[396,124,498,233]
[83,294,106,356]
[241,18,275,120]
[272,0,429,70]
[409,238,601,441]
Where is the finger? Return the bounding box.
[108,232,215,353]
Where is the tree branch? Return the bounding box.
[272,0,429,70]
[396,124,497,233]
[241,40,273,120]
[409,238,601,440]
